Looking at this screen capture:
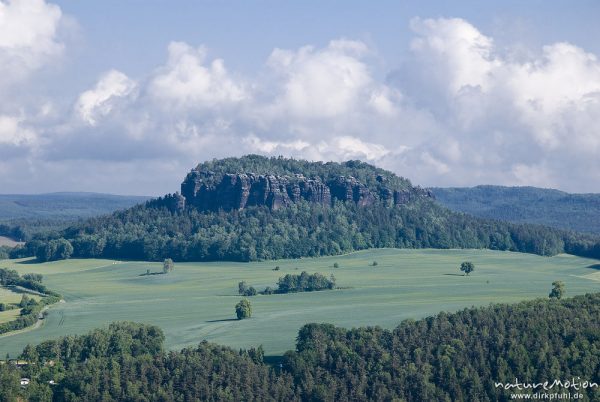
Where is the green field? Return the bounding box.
[0,249,599,358]
[0,287,44,324]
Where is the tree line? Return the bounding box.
[2,293,599,401]
[239,271,336,296]
[7,155,600,263]
[9,197,600,264]
[0,268,61,335]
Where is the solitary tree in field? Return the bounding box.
[460,261,475,276]
[333,262,339,269]
[549,281,565,299]
[372,261,378,267]
[163,258,174,274]
[235,299,252,320]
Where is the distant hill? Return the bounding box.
[0,192,151,221]
[22,155,600,263]
[431,186,600,234]
[0,193,151,243]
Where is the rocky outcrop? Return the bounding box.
[328,176,376,206]
[178,169,432,212]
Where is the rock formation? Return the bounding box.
[175,168,433,212]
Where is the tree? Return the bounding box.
[235,299,252,320]
[243,286,257,296]
[460,261,474,276]
[163,258,174,274]
[238,281,248,295]
[23,273,43,283]
[19,294,30,308]
[549,281,565,299]
[372,261,378,267]
[333,262,339,269]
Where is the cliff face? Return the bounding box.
[178,169,433,212]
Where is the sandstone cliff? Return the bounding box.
[176,168,433,212]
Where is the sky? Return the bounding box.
[1,0,600,195]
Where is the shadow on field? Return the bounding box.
[205,318,239,323]
[587,264,600,270]
[443,273,465,277]
[16,258,41,265]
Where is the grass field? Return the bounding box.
[0,309,22,324]
[0,249,598,358]
[0,236,23,247]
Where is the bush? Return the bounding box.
[235,299,252,320]
[277,272,335,293]
[238,281,248,295]
[333,262,339,268]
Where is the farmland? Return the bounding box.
[0,248,598,358]
[0,236,23,248]
[0,287,43,324]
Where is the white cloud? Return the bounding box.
[243,134,310,153]
[244,134,390,163]
[506,42,600,149]
[148,41,247,110]
[266,39,372,119]
[0,0,64,85]
[0,114,36,146]
[318,136,390,161]
[511,163,555,188]
[393,17,600,190]
[3,16,600,194]
[409,17,499,94]
[75,70,137,125]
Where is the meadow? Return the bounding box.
[0,287,42,324]
[0,236,23,247]
[0,248,598,358]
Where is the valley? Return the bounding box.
[1,248,598,358]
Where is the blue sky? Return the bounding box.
[1,0,600,194]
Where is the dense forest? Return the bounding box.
[12,156,600,263]
[432,185,600,234]
[2,293,599,401]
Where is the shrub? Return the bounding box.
[235,299,252,320]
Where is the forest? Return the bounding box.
[2,293,598,401]
[10,156,600,263]
[432,185,600,234]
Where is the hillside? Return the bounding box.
[22,156,600,262]
[0,192,151,221]
[0,193,151,247]
[432,186,600,234]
